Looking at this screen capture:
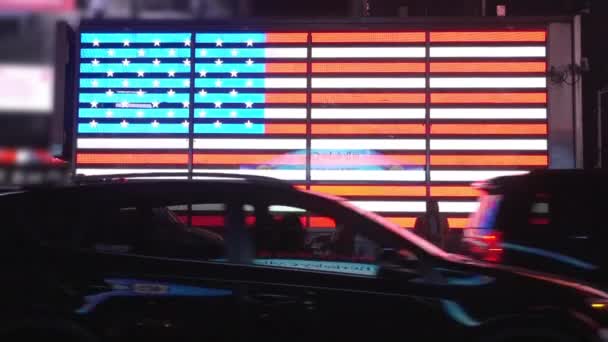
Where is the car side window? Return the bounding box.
[247,201,392,276]
[79,202,228,261]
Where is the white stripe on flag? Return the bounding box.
[431,139,547,151]
[265,48,308,58]
[77,138,189,149]
[311,170,425,181]
[438,201,480,213]
[430,77,546,88]
[430,46,546,58]
[194,139,306,150]
[265,78,307,88]
[75,168,188,176]
[312,77,426,89]
[192,168,305,180]
[430,108,547,120]
[312,47,426,58]
[312,108,425,120]
[264,108,307,119]
[350,201,427,213]
[312,139,425,150]
[430,170,529,182]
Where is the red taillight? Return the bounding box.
[466,231,503,263]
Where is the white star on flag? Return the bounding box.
[136,111,144,117]
[122,80,129,87]
[153,59,161,66]
[153,39,161,46]
[152,101,160,108]
[105,89,114,97]
[230,89,238,97]
[120,120,129,128]
[182,101,189,108]
[199,89,207,96]
[153,80,160,87]
[137,70,145,77]
[200,49,207,57]
[215,80,223,87]
[216,38,223,47]
[137,89,145,96]
[152,120,160,128]
[214,120,222,128]
[89,120,98,128]
[199,110,206,117]
[245,101,253,108]
[245,120,253,128]
[183,80,190,87]
[230,111,237,117]
[105,110,113,117]
[167,111,175,117]
[215,59,223,65]
[123,39,130,47]
[231,49,238,56]
[91,80,99,87]
[167,89,176,96]
[121,100,129,108]
[182,120,189,127]
[108,49,115,56]
[184,39,191,46]
[91,59,100,66]
[138,49,145,56]
[230,70,238,77]
[169,49,176,57]
[122,59,130,66]
[107,70,114,77]
[245,59,254,66]
[246,39,254,47]
[92,39,100,47]
[168,70,176,77]
[90,101,98,108]
[214,101,222,108]
[183,59,191,66]
[199,70,207,77]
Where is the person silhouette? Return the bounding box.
[414,200,448,249]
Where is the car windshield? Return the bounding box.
[306,190,450,258]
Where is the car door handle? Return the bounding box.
[569,235,590,240]
[244,293,299,306]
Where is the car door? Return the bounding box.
[63,194,248,342]
[232,191,451,341]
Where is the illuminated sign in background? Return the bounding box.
[75,30,548,228]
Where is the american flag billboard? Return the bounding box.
[74,28,548,229]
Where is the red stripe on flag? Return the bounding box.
[309,185,427,197]
[431,123,547,135]
[430,31,546,43]
[265,123,307,134]
[312,123,425,135]
[313,93,426,104]
[76,153,188,164]
[194,153,305,165]
[311,154,426,166]
[313,62,426,73]
[430,186,481,197]
[430,62,546,73]
[385,217,417,228]
[431,155,548,166]
[266,63,307,73]
[266,93,307,104]
[431,92,547,104]
[312,32,425,43]
[266,33,308,43]
[448,217,469,229]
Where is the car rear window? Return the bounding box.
[467,194,502,230]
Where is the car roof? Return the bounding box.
[482,169,608,194]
